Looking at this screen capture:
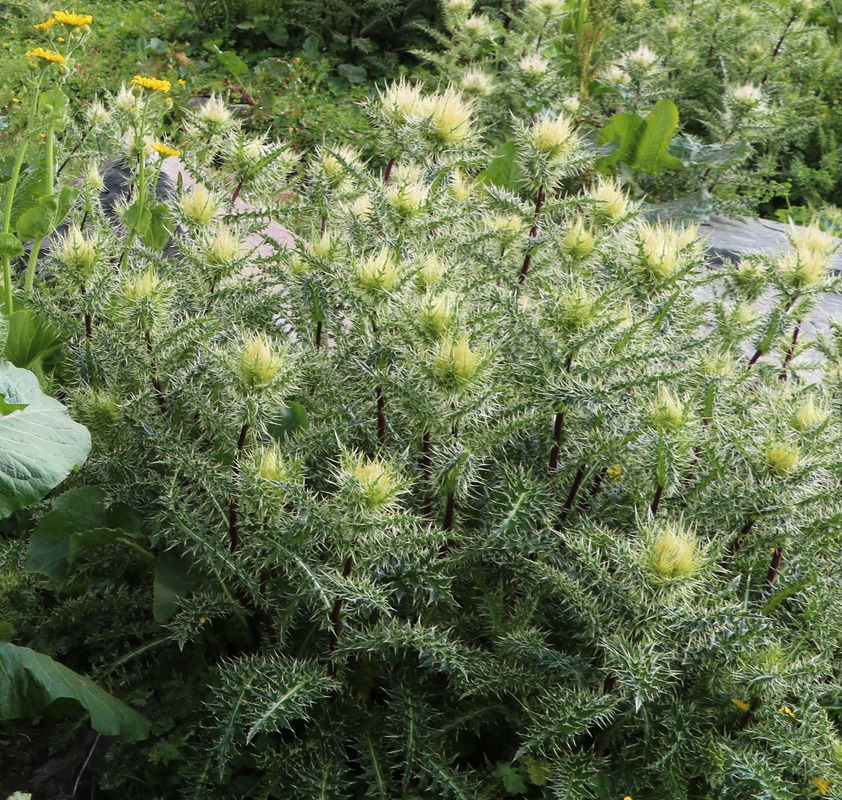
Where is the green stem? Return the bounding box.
[25,125,55,294]
[1,146,28,314]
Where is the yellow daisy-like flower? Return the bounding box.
[25,47,65,63]
[52,10,94,26]
[57,36,65,42]
[150,142,180,158]
[780,705,796,719]
[131,74,171,93]
[606,465,623,480]
[34,17,57,30]
[812,778,832,797]
[731,698,750,712]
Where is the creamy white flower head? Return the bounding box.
[637,222,687,280]
[417,253,446,288]
[195,94,235,130]
[113,83,136,112]
[242,137,268,162]
[422,87,474,144]
[85,99,110,129]
[462,14,494,39]
[450,170,471,201]
[483,212,523,240]
[531,113,578,160]
[444,0,474,17]
[519,54,550,78]
[179,183,221,226]
[461,68,494,96]
[349,193,373,220]
[731,83,762,107]
[561,95,581,114]
[321,144,363,180]
[205,224,245,266]
[664,14,682,33]
[54,225,97,277]
[357,247,399,295]
[526,0,565,17]
[312,231,332,259]
[789,222,837,260]
[82,162,104,194]
[380,78,426,122]
[603,64,631,85]
[588,178,629,221]
[387,180,429,216]
[775,250,829,289]
[627,45,657,69]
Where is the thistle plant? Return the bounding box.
[4,32,842,800]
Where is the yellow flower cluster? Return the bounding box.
[25,47,64,63]
[132,74,171,93]
[53,10,93,26]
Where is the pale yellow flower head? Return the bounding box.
[205,224,245,266]
[380,79,425,122]
[519,54,550,78]
[789,222,837,260]
[650,386,686,432]
[423,87,474,145]
[603,64,631,85]
[418,292,457,339]
[791,395,825,432]
[349,193,373,221]
[461,14,494,39]
[417,253,446,288]
[626,44,657,69]
[321,144,363,181]
[357,247,399,295]
[775,249,828,290]
[179,183,221,225]
[560,217,595,260]
[237,333,284,390]
[123,267,160,302]
[54,225,97,278]
[765,442,800,476]
[450,170,471,202]
[257,443,293,483]
[433,336,481,391]
[637,222,684,280]
[526,0,565,17]
[461,68,494,97]
[731,83,762,107]
[561,95,581,114]
[312,231,332,259]
[588,178,629,221]
[113,83,136,112]
[531,113,578,161]
[647,521,700,580]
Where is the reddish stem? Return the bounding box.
[328,553,355,676]
[518,185,546,285]
[228,422,249,553]
[651,484,664,516]
[765,546,783,586]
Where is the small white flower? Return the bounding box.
[626,45,657,69]
[519,54,550,78]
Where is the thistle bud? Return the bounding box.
[588,178,628,222]
[450,170,471,202]
[561,95,582,114]
[702,352,734,378]
[423,88,474,145]
[461,68,494,97]
[357,247,399,295]
[556,284,595,332]
[85,100,110,130]
[519,54,550,80]
[789,223,837,261]
[626,45,657,69]
[113,83,135,113]
[205,224,245,268]
[82,162,105,195]
[321,145,362,182]
[775,250,828,290]
[791,395,825,432]
[257,443,292,483]
[54,225,97,280]
[386,181,428,216]
[124,267,160,302]
[418,293,456,339]
[288,253,310,277]
[73,388,121,431]
[603,64,631,86]
[461,14,494,40]
[312,231,332,259]
[647,521,700,580]
[349,194,373,221]
[530,113,578,162]
[526,0,565,17]
[195,94,235,132]
[237,333,284,390]
[443,0,474,21]
[433,336,480,391]
[651,387,685,432]
[637,222,685,281]
[179,183,221,226]
[345,454,402,511]
[731,83,762,108]
[560,217,595,260]
[417,253,446,289]
[765,442,800,476]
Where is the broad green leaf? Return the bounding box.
[0,362,90,519]
[0,642,150,740]
[16,193,59,240]
[477,140,523,190]
[26,486,143,582]
[4,309,64,381]
[631,99,681,175]
[337,63,367,84]
[595,112,645,171]
[122,199,152,238]
[140,200,173,252]
[214,48,249,76]
[267,402,310,441]
[153,551,205,622]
